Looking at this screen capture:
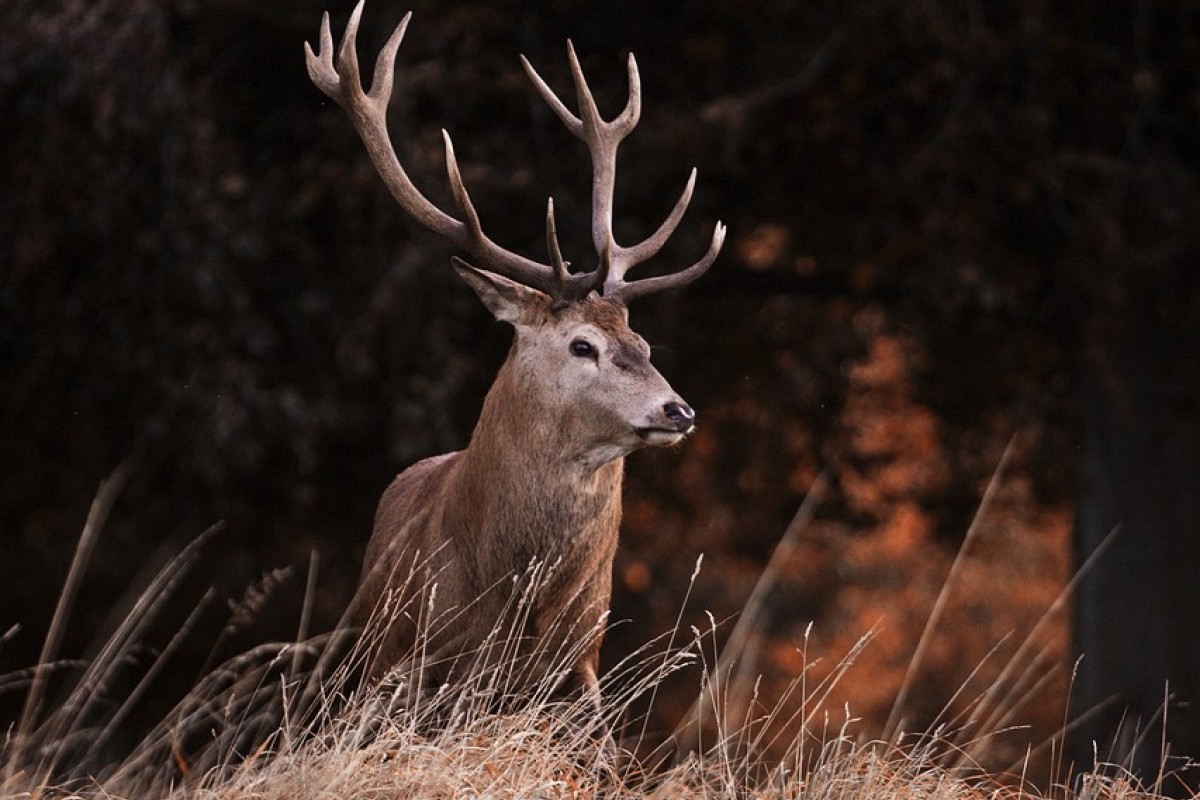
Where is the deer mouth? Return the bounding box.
[636,426,693,446]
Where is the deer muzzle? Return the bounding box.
[636,400,696,445]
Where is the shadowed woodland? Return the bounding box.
[2,0,1199,792]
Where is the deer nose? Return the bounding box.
[663,401,695,432]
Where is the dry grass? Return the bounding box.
[1,467,1187,799]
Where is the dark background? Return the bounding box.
[3,0,1198,790]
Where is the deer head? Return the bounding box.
[304,5,724,468]
[453,259,698,471]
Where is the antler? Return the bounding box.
[521,45,726,304]
[306,2,723,305]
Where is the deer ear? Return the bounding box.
[451,257,544,324]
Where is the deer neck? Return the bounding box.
[463,351,624,493]
[446,350,624,575]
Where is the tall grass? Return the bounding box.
[0,463,1187,799]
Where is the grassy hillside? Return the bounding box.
[1,473,1184,799]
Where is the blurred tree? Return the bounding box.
[1049,4,1200,793]
[1072,276,1200,791]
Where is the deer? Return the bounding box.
[305,2,725,726]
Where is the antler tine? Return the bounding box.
[334,2,367,97]
[441,130,487,247]
[367,8,409,104]
[520,54,582,136]
[545,198,571,296]
[620,168,696,269]
[608,222,726,305]
[307,4,580,300]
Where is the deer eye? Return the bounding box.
[569,338,597,359]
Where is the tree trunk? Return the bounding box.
[1070,282,1200,795]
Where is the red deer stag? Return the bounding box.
[306,3,724,716]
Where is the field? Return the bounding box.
[1,465,1180,800]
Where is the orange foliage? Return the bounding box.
[614,305,1071,779]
